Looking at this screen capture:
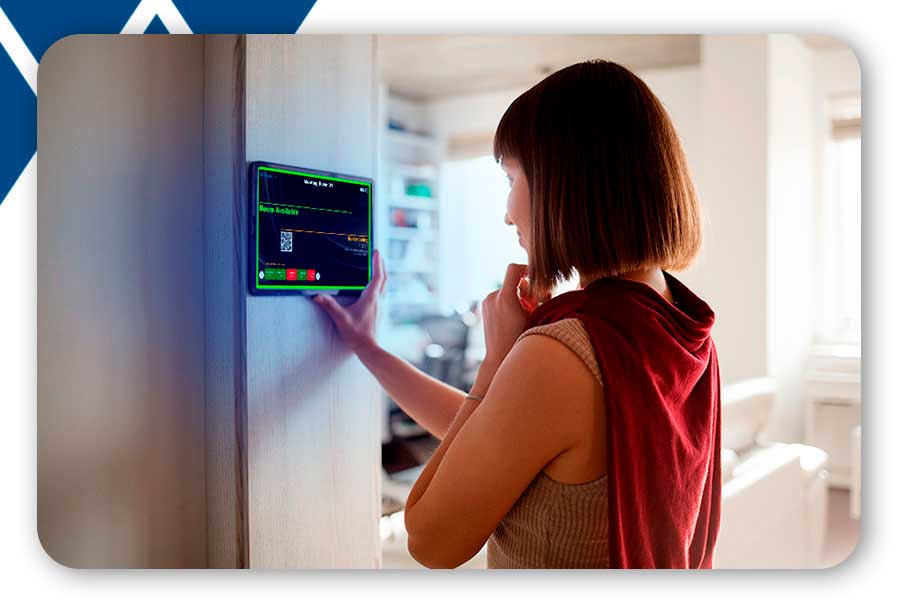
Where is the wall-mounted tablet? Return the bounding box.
[250,162,372,296]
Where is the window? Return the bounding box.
[438,155,528,314]
[818,95,861,347]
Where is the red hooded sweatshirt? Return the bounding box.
[525,272,721,568]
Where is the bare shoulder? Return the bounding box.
[484,332,603,452]
[501,331,599,389]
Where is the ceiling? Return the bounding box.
[378,35,702,101]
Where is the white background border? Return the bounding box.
[1,0,893,597]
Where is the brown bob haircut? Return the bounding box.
[493,60,702,294]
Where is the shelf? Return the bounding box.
[388,265,435,275]
[381,114,442,333]
[385,129,437,148]
[387,226,435,241]
[389,195,438,210]
[391,163,439,180]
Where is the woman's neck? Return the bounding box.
[579,267,673,303]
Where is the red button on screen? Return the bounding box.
[286,269,298,281]
[306,269,316,281]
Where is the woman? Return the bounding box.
[314,60,721,569]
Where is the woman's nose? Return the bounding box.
[504,213,513,226]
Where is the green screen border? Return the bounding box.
[254,166,372,291]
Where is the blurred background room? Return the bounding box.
[36,33,860,570]
[373,34,861,569]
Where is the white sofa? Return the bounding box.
[714,378,828,568]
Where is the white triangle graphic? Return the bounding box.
[121,0,192,34]
[0,4,38,93]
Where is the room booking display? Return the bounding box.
[250,162,372,295]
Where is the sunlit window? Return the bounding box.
[438,155,527,313]
[819,96,861,346]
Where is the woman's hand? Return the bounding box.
[313,249,387,354]
[516,274,550,314]
[473,263,534,393]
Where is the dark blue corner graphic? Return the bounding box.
[174,1,316,33]
[0,0,138,207]
[0,0,319,207]
[0,41,35,203]
[1,1,138,62]
[144,15,169,34]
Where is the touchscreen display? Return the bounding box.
[253,164,372,293]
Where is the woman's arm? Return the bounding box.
[354,341,465,439]
[403,263,586,568]
[403,332,599,568]
[313,250,465,439]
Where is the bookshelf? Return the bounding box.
[378,108,443,325]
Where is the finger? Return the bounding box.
[500,263,528,298]
[377,250,387,295]
[360,250,383,300]
[313,294,347,324]
[517,275,549,303]
[517,278,539,313]
[516,276,528,296]
[360,274,378,301]
[372,248,386,291]
[482,290,499,312]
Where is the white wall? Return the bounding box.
[243,35,382,569]
[690,35,771,387]
[423,65,701,168]
[37,33,390,570]
[639,66,703,179]
[765,35,818,442]
[203,34,247,568]
[425,87,522,145]
[694,36,858,443]
[37,35,207,567]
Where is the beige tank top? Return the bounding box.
[486,318,610,569]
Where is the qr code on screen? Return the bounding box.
[280,231,293,252]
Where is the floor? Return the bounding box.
[380,488,860,570]
[822,488,861,568]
